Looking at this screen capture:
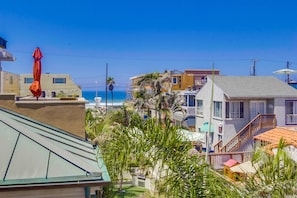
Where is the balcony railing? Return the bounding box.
[213,140,222,153]
[215,114,276,153]
[200,151,253,170]
[286,114,297,125]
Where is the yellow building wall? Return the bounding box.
[20,74,82,97]
[1,71,20,95]
[172,73,194,91]
[181,74,194,90]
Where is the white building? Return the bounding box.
[196,76,297,152]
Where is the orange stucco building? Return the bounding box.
[171,69,220,91]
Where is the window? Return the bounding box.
[226,101,244,118]
[197,100,203,115]
[218,134,222,141]
[201,76,207,83]
[172,77,178,84]
[189,95,195,107]
[183,95,188,106]
[285,100,297,124]
[24,77,33,84]
[9,76,13,84]
[213,101,222,118]
[53,78,66,84]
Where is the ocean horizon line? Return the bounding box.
[82,89,127,92]
[82,90,128,103]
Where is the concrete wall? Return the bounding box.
[0,94,87,138]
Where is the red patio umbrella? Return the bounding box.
[29,47,43,99]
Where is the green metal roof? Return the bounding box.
[0,108,110,188]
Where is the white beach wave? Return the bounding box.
[85,102,123,109]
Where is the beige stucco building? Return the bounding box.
[0,71,20,95]
[20,73,82,97]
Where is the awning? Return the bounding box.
[200,122,214,133]
[0,48,15,61]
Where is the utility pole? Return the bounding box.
[105,63,108,112]
[95,80,98,108]
[250,59,257,76]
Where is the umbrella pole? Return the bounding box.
[286,61,290,83]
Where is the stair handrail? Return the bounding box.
[213,140,222,152]
[219,114,276,152]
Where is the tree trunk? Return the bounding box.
[119,172,124,193]
[111,90,114,107]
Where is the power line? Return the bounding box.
[12,50,297,63]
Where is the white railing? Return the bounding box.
[286,114,297,125]
[187,107,195,115]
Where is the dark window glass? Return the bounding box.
[226,102,230,118]
[189,95,195,106]
[53,78,66,84]
[24,77,34,84]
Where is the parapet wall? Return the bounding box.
[0,94,87,138]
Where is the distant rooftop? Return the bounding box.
[0,37,7,49]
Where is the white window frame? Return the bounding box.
[213,101,222,118]
[172,77,177,84]
[196,99,203,116]
[285,100,297,125]
[226,101,244,119]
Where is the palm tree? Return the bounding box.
[244,138,297,197]
[160,91,185,123]
[85,108,103,140]
[107,77,115,107]
[92,107,241,197]
[133,72,159,119]
[134,70,173,123]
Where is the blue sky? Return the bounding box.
[1,0,297,90]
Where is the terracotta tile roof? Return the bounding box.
[254,127,297,147]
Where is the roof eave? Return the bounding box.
[0,179,111,191]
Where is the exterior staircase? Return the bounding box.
[214,114,276,153]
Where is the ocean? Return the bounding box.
[82,90,128,107]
